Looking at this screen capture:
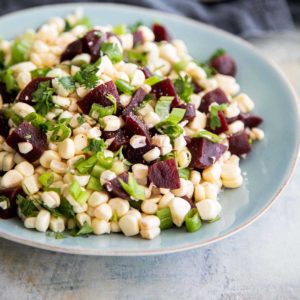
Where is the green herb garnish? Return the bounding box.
[58,76,76,92]
[174,75,193,103]
[155,96,173,120]
[101,42,122,64]
[119,173,145,201]
[32,80,54,116]
[73,63,99,89]
[209,103,228,130]
[38,172,54,188]
[192,130,223,143]
[31,67,51,78]
[83,138,106,153]
[16,195,38,217]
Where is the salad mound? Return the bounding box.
[0,9,264,239]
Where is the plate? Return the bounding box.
[0,3,299,256]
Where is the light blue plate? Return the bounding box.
[0,3,299,256]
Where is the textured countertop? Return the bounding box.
[0,30,300,300]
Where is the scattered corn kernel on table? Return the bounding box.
[0,30,300,300]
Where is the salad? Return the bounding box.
[0,9,264,240]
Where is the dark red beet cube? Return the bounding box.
[152,23,171,42]
[122,88,146,116]
[82,30,107,63]
[77,80,120,114]
[104,172,130,200]
[192,81,203,94]
[0,83,16,104]
[148,159,180,189]
[0,111,10,138]
[180,103,196,122]
[107,129,130,152]
[188,138,227,169]
[17,77,53,105]
[123,144,154,164]
[124,112,150,143]
[6,122,48,163]
[140,67,152,79]
[133,30,144,47]
[210,53,237,77]
[0,187,23,219]
[228,131,251,156]
[199,88,229,113]
[182,196,196,208]
[239,113,263,128]
[60,38,84,62]
[207,111,229,134]
[151,78,180,107]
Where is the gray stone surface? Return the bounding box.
[1,31,300,300]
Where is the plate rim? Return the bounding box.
[0,2,299,256]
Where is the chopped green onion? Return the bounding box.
[89,103,115,119]
[69,180,82,200]
[16,195,38,217]
[106,94,117,114]
[185,208,202,232]
[77,191,91,205]
[101,42,122,64]
[83,138,106,153]
[11,38,30,64]
[178,168,190,180]
[192,130,223,143]
[173,60,188,73]
[31,67,51,78]
[119,173,145,201]
[157,207,173,230]
[91,164,106,178]
[50,123,71,142]
[75,155,98,174]
[115,79,135,94]
[38,172,54,188]
[155,96,173,120]
[112,24,127,35]
[87,176,103,191]
[1,69,19,93]
[44,187,61,193]
[126,50,147,65]
[57,197,75,218]
[3,108,23,126]
[96,152,114,169]
[144,75,163,86]
[209,103,228,130]
[163,108,186,124]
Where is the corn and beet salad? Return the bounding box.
[0,9,263,239]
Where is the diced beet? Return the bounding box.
[6,122,48,162]
[182,196,196,208]
[184,136,192,145]
[124,112,150,143]
[188,138,227,169]
[228,131,251,156]
[0,83,15,104]
[122,88,146,116]
[0,111,10,138]
[179,103,196,122]
[226,116,239,124]
[82,30,107,63]
[0,187,23,219]
[104,172,130,200]
[148,159,180,189]
[210,53,237,77]
[239,113,263,128]
[199,88,228,113]
[192,81,203,94]
[207,111,229,134]
[140,67,152,79]
[77,80,120,114]
[123,144,154,164]
[60,38,84,62]
[152,23,171,42]
[17,77,52,105]
[107,129,129,152]
[151,78,180,107]
[133,30,144,47]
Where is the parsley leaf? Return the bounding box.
[209,104,228,130]
[16,195,38,217]
[57,197,75,219]
[72,222,93,236]
[126,50,147,66]
[83,138,106,153]
[32,80,54,116]
[101,42,122,64]
[119,173,145,201]
[73,63,99,89]
[58,76,76,92]
[174,75,193,103]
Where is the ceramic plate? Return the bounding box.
[0,3,299,256]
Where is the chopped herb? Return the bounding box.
[128,20,143,33]
[155,96,173,120]
[46,232,65,239]
[119,173,145,201]
[192,130,223,143]
[77,115,85,125]
[75,155,98,174]
[96,152,114,169]
[83,138,106,153]
[40,203,63,217]
[144,75,163,86]
[160,152,175,161]
[25,112,52,132]
[73,63,99,89]
[86,176,103,191]
[57,197,75,219]
[157,207,173,230]
[38,172,54,188]
[89,103,115,119]
[209,103,228,130]
[58,76,76,91]
[173,60,188,73]
[69,180,82,200]
[115,79,135,95]
[106,93,117,114]
[31,67,51,78]
[3,108,23,126]
[16,195,38,217]
[11,39,30,64]
[178,168,190,180]
[32,80,54,116]
[72,221,93,236]
[185,208,202,232]
[210,48,226,61]
[157,123,183,139]
[198,62,216,78]
[174,75,193,103]
[101,42,122,64]
[126,50,147,65]
[50,123,71,142]
[0,69,19,93]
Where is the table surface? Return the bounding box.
[1,28,300,300]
